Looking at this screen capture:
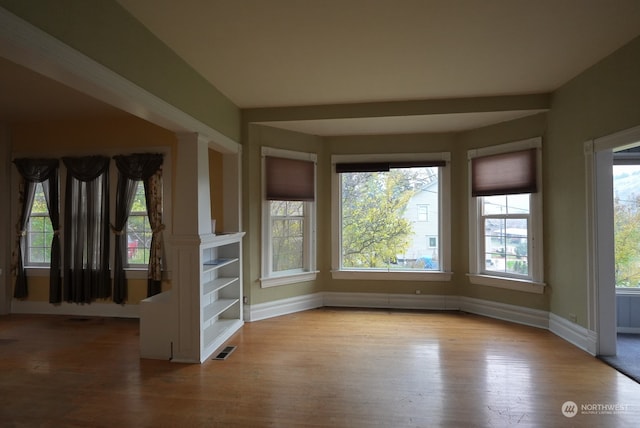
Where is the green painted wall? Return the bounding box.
[546,35,640,327]
[0,0,240,141]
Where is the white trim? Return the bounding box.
[10,300,139,318]
[244,293,324,322]
[330,270,453,282]
[261,147,317,283]
[238,291,607,356]
[246,292,548,329]
[467,137,541,160]
[323,291,460,310]
[549,312,598,356]
[260,270,319,288]
[0,7,239,154]
[261,146,317,162]
[467,137,544,286]
[331,152,452,276]
[332,152,451,164]
[595,124,640,152]
[467,274,545,294]
[459,296,549,329]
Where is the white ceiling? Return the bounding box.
[2,1,640,136]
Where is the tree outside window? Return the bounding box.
[270,200,305,273]
[340,166,440,271]
[26,182,53,265]
[613,164,640,288]
[127,181,152,266]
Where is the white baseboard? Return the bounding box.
[11,300,139,318]
[549,312,597,355]
[11,292,604,357]
[246,292,603,356]
[323,291,460,311]
[459,296,549,329]
[244,293,324,322]
[245,292,549,331]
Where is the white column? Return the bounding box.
[173,132,213,236]
[169,132,212,362]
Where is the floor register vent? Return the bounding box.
[213,346,236,360]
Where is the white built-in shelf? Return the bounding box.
[202,277,239,296]
[202,257,238,273]
[199,232,245,362]
[203,298,239,321]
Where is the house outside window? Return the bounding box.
[332,153,451,281]
[467,137,545,293]
[261,147,317,287]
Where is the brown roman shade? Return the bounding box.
[471,148,537,197]
[336,160,446,173]
[265,156,315,201]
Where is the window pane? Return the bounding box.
[483,194,530,215]
[484,218,528,276]
[127,181,151,265]
[271,200,304,272]
[340,167,440,271]
[507,194,530,214]
[613,164,640,288]
[26,183,52,265]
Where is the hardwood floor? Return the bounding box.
[1,308,638,427]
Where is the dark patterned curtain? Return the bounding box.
[62,156,110,303]
[145,166,164,297]
[12,159,60,302]
[112,153,163,304]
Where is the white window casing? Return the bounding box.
[260,147,318,287]
[467,137,545,294]
[331,152,452,282]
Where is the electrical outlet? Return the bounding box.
[569,313,577,323]
[415,290,421,295]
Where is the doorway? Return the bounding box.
[587,125,640,358]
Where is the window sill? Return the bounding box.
[467,273,545,294]
[616,288,640,295]
[260,271,318,288]
[125,268,149,280]
[25,267,50,277]
[25,266,162,281]
[332,270,453,282]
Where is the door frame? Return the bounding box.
[585,124,640,356]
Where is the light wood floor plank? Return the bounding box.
[0,308,638,427]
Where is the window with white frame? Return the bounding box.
[261,147,317,287]
[26,182,53,266]
[417,204,429,222]
[467,138,545,293]
[332,153,451,281]
[126,180,152,267]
